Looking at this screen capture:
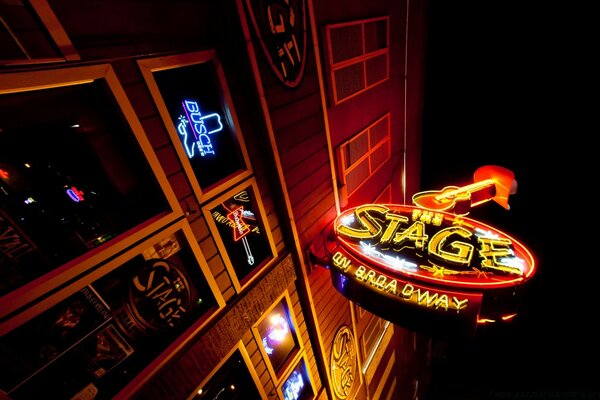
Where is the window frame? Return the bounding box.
[137,50,253,203]
[201,178,277,293]
[186,340,268,400]
[0,64,182,321]
[276,351,316,400]
[251,290,303,386]
[336,113,391,200]
[324,16,389,105]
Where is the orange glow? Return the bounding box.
[0,168,8,179]
[501,313,517,321]
[412,165,517,216]
[477,318,496,324]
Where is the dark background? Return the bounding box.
[420,1,595,398]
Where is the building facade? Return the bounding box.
[0,1,430,399]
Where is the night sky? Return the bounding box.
[420,1,593,398]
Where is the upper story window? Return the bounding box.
[0,64,180,316]
[324,16,389,105]
[0,0,79,66]
[336,113,391,201]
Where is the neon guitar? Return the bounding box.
[412,165,517,215]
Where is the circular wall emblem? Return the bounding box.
[330,325,357,399]
[128,258,192,332]
[244,0,307,88]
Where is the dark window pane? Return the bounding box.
[0,80,170,297]
[192,349,262,400]
[334,63,364,102]
[329,25,362,64]
[364,20,387,53]
[365,53,387,86]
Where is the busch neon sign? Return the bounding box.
[177,99,223,159]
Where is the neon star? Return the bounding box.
[472,267,491,279]
[432,265,446,277]
[452,217,474,230]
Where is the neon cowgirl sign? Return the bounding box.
[321,168,536,337]
[177,99,223,158]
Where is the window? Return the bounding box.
[0,220,224,399]
[0,0,79,66]
[203,179,276,292]
[277,353,315,400]
[0,64,181,318]
[324,16,389,105]
[253,292,301,383]
[188,342,266,400]
[336,113,391,199]
[138,50,252,202]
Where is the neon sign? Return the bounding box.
[262,312,290,355]
[323,203,536,335]
[334,204,534,288]
[176,99,223,159]
[66,186,85,202]
[282,369,305,400]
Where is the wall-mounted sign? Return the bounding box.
[206,183,276,290]
[323,204,536,337]
[244,0,307,88]
[330,325,357,399]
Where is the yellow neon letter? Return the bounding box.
[380,213,409,248]
[392,221,428,251]
[401,284,414,298]
[428,226,474,266]
[452,297,469,313]
[478,237,522,275]
[337,205,389,240]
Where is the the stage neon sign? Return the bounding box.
[333,204,535,289]
[177,99,223,159]
[322,203,536,334]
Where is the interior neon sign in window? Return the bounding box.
[283,369,305,400]
[177,99,223,159]
[66,186,85,202]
